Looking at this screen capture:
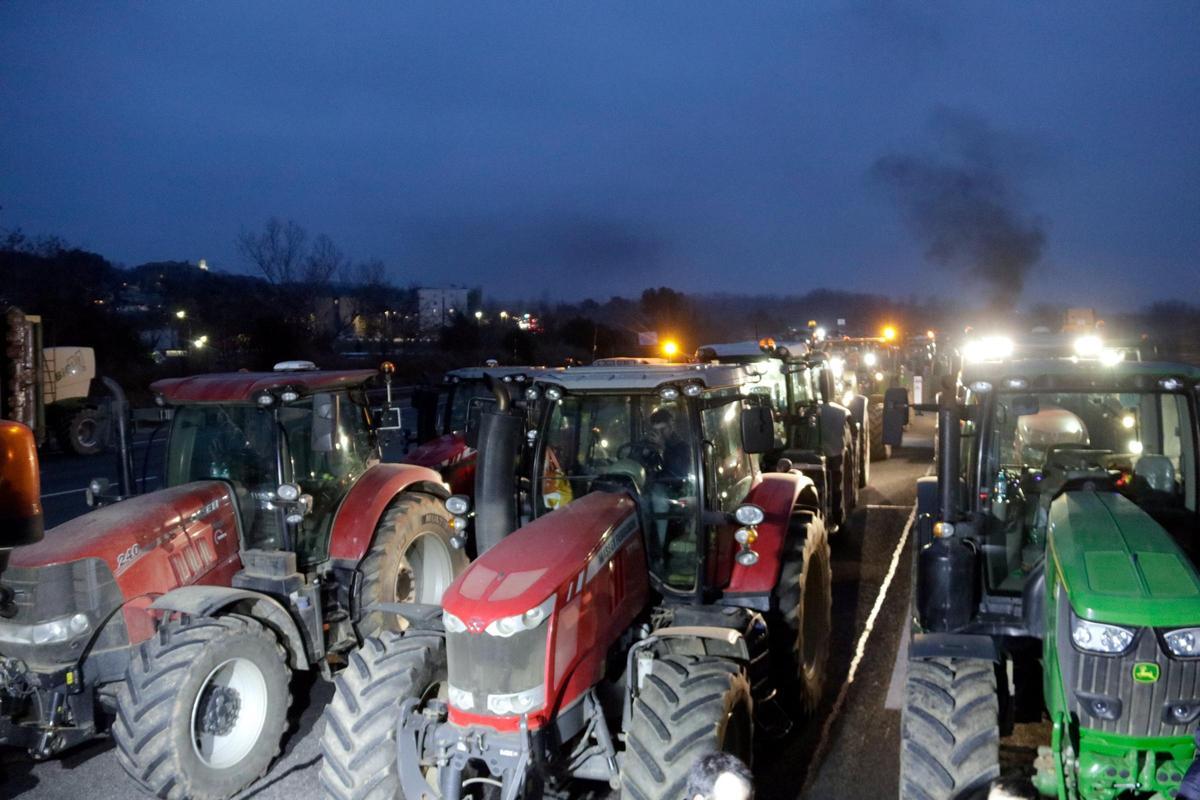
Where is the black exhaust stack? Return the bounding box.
[472,375,523,556]
[101,377,136,498]
[936,375,961,523]
[917,375,976,632]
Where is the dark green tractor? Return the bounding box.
[885,347,1200,800]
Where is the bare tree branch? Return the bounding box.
[236,217,308,284]
[302,233,344,285]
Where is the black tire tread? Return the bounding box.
[771,512,832,715]
[622,654,751,800]
[900,658,1000,800]
[357,493,465,638]
[318,631,445,800]
[112,614,291,800]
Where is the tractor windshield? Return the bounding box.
[538,393,701,590]
[165,405,283,550]
[982,390,1198,591]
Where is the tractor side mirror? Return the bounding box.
[312,392,338,453]
[741,405,776,454]
[0,421,43,549]
[882,387,909,447]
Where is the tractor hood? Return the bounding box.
[442,491,639,626]
[1048,491,1200,627]
[9,481,234,577]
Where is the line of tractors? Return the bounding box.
[2,326,1199,800]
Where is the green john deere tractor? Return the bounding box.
[884,339,1200,800]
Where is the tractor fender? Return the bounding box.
[727,472,813,594]
[818,403,852,459]
[910,632,1000,662]
[149,586,309,669]
[327,462,449,562]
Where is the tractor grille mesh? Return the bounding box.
[446,625,548,711]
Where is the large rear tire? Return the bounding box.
[900,658,1000,800]
[869,396,891,462]
[622,654,753,800]
[770,512,832,715]
[113,614,291,800]
[57,406,109,455]
[357,493,468,637]
[318,631,446,800]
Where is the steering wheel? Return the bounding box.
[617,440,664,472]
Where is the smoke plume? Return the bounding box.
[870,109,1047,309]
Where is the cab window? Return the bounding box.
[702,399,756,513]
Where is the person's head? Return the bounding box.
[686,752,754,800]
[650,407,676,442]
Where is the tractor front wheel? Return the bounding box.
[622,654,753,800]
[358,492,469,637]
[900,657,1000,800]
[113,614,291,800]
[770,512,832,715]
[319,631,446,800]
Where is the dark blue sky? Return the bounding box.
[2,3,1197,306]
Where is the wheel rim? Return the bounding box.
[190,657,269,769]
[396,531,456,605]
[75,419,97,449]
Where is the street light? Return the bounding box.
[882,325,898,342]
[175,309,187,320]
[474,310,483,321]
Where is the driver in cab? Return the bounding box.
[648,407,692,481]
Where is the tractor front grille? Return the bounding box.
[1058,586,1200,740]
[446,624,549,717]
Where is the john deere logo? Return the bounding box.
[1133,663,1160,683]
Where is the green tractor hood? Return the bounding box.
[1047,491,1200,627]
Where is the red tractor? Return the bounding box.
[696,338,871,522]
[401,366,548,496]
[0,362,470,799]
[318,362,834,799]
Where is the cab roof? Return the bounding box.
[695,340,811,362]
[535,362,764,393]
[962,358,1200,390]
[151,369,378,404]
[444,365,552,382]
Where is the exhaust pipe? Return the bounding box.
[100,377,135,498]
[472,375,523,556]
[936,375,960,523]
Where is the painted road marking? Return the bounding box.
[802,501,918,795]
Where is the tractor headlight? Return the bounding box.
[1163,628,1200,657]
[442,610,468,634]
[0,613,91,646]
[444,495,471,516]
[1071,615,1135,655]
[486,685,546,715]
[484,595,555,638]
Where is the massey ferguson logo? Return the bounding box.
[1132,662,1160,683]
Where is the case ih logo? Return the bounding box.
[1132,663,1160,683]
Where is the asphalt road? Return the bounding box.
[4,419,940,800]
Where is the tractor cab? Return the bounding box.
[889,337,1200,800]
[402,365,547,495]
[151,363,381,566]
[528,363,780,595]
[825,335,902,397]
